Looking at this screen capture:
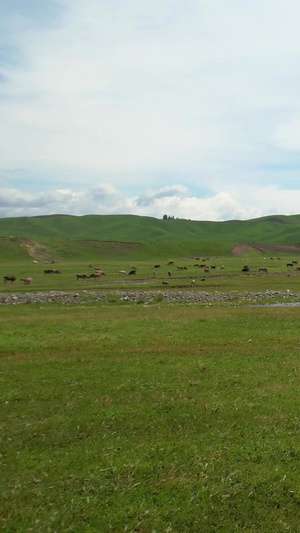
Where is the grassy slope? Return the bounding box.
[0,237,234,263]
[0,238,30,262]
[1,213,300,261]
[1,213,300,242]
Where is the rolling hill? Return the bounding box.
[1,213,300,261]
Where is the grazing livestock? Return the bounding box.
[32,260,38,264]
[210,265,217,270]
[76,274,88,280]
[293,260,298,264]
[128,270,136,275]
[130,266,137,270]
[153,271,158,277]
[258,267,268,273]
[204,267,210,273]
[287,263,293,267]
[177,266,187,270]
[168,271,172,277]
[168,261,174,265]
[51,260,58,264]
[21,277,32,285]
[119,270,127,275]
[52,270,61,274]
[220,265,225,270]
[191,279,195,285]
[4,276,16,283]
[89,272,102,279]
[241,265,250,273]
[162,281,169,285]
[94,269,105,276]
[153,265,160,269]
[44,269,61,274]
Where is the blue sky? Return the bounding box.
[1,0,300,220]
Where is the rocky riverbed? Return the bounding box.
[1,289,300,306]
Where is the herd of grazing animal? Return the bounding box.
[3,259,200,287]
[5,256,300,288]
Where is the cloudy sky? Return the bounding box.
[1,0,300,220]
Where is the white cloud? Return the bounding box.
[136,185,189,207]
[1,1,300,218]
[1,183,300,222]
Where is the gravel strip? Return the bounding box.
[0,289,299,306]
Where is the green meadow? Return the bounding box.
[2,213,300,531]
[1,254,300,296]
[2,302,300,532]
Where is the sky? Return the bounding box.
[1,0,300,221]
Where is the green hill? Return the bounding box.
[0,213,300,261]
[2,213,300,241]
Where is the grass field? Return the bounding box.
[2,238,300,531]
[1,254,300,295]
[2,301,300,532]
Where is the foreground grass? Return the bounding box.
[1,303,300,532]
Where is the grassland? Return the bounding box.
[2,213,300,531]
[2,302,300,532]
[0,235,239,263]
[1,253,300,296]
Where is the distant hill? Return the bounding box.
[1,213,300,261]
[1,213,300,242]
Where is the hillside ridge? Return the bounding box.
[1,213,300,242]
[1,213,300,261]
